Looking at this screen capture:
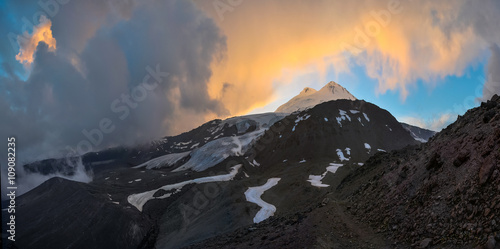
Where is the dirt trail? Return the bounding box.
[310,197,391,249]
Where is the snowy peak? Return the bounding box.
[319,81,353,95]
[300,87,317,95]
[275,81,357,113]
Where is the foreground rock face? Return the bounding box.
[339,95,500,248]
[13,178,155,249]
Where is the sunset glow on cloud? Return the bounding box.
[195,0,493,115]
[15,15,56,66]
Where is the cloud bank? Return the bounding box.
[195,0,500,115]
[2,0,500,166]
[0,0,227,165]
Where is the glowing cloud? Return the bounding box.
[15,16,57,66]
[195,0,497,115]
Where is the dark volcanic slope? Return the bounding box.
[253,99,419,166]
[401,122,437,142]
[338,95,500,248]
[12,178,154,249]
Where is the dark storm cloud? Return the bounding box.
[456,0,500,101]
[0,0,228,165]
[482,44,500,101]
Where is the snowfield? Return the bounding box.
[172,113,286,172]
[133,151,191,169]
[172,130,262,172]
[128,164,242,211]
[245,178,281,223]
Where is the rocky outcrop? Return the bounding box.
[339,95,500,248]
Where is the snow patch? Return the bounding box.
[357,117,364,126]
[128,165,242,211]
[345,148,351,155]
[339,109,351,121]
[292,114,311,132]
[324,117,328,122]
[336,149,349,161]
[245,178,281,223]
[336,117,343,127]
[363,113,370,122]
[251,159,260,167]
[349,110,360,114]
[307,163,343,188]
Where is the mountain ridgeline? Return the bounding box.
[5,82,496,249]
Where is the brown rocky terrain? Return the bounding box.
[338,94,500,248]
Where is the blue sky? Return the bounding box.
[249,59,488,131]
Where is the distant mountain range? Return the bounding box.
[4,81,472,249]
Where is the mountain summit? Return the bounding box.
[275,81,357,113]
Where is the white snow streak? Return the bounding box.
[363,113,370,122]
[128,164,242,211]
[245,178,281,223]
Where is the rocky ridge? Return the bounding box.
[339,95,500,248]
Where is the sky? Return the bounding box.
[1,0,500,164]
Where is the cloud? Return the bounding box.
[481,43,500,101]
[3,0,500,171]
[400,113,455,132]
[0,0,227,165]
[193,0,500,114]
[15,15,56,66]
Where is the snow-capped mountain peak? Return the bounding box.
[300,87,317,95]
[275,81,357,113]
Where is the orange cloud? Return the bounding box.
[15,16,57,66]
[195,0,486,116]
